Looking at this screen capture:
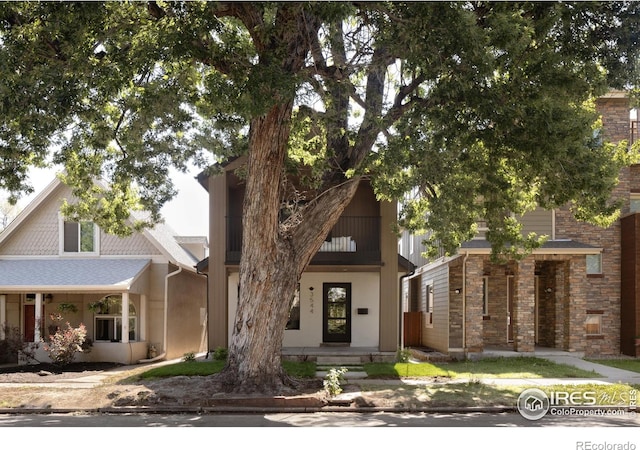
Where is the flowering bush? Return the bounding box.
[44,315,88,366]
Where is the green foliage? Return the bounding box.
[43,316,88,366]
[57,303,78,314]
[182,352,196,362]
[0,2,637,260]
[363,357,601,379]
[396,348,411,363]
[323,367,348,396]
[211,346,228,361]
[585,359,640,374]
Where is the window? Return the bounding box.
[62,220,98,253]
[586,254,602,275]
[482,277,489,316]
[630,193,640,213]
[91,295,136,342]
[585,314,602,336]
[286,286,300,330]
[424,282,434,325]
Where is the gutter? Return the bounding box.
[138,263,183,363]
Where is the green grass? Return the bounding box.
[133,360,316,380]
[363,357,602,379]
[586,358,640,374]
[131,356,608,382]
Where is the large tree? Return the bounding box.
[1,2,639,393]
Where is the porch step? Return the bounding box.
[316,364,367,380]
[316,355,363,365]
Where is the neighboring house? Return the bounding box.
[0,177,208,364]
[399,91,640,359]
[196,157,413,356]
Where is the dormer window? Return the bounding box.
[59,216,99,255]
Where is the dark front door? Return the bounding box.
[24,304,35,342]
[323,283,352,343]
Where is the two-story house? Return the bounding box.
[196,157,413,360]
[0,177,208,365]
[399,91,640,359]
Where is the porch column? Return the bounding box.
[139,294,147,341]
[34,293,42,342]
[0,295,5,339]
[513,257,535,352]
[464,256,484,353]
[565,256,587,353]
[121,292,130,344]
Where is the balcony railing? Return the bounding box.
[225,216,381,264]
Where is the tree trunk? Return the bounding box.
[215,100,362,394]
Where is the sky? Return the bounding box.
[12,164,210,239]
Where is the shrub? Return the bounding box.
[212,346,228,361]
[323,367,348,396]
[43,315,87,366]
[182,351,196,362]
[0,323,39,364]
[396,347,411,363]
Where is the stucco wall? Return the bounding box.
[166,267,207,359]
[227,271,381,348]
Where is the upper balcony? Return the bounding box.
[225,216,381,265]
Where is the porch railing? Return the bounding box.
[226,216,381,264]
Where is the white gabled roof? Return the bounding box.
[0,258,151,292]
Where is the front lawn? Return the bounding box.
[363,357,602,379]
[586,358,640,374]
[131,356,604,381]
[133,359,316,380]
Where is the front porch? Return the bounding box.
[460,253,593,355]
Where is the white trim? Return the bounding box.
[34,293,42,342]
[121,292,130,344]
[139,294,147,341]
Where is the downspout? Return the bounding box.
[462,251,469,356]
[138,264,183,363]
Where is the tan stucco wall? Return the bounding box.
[166,267,207,359]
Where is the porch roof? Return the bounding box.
[459,239,601,254]
[0,258,151,292]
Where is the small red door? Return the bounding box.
[24,304,35,342]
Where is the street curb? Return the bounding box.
[0,405,519,415]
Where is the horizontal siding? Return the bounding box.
[416,264,449,353]
[518,207,553,238]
